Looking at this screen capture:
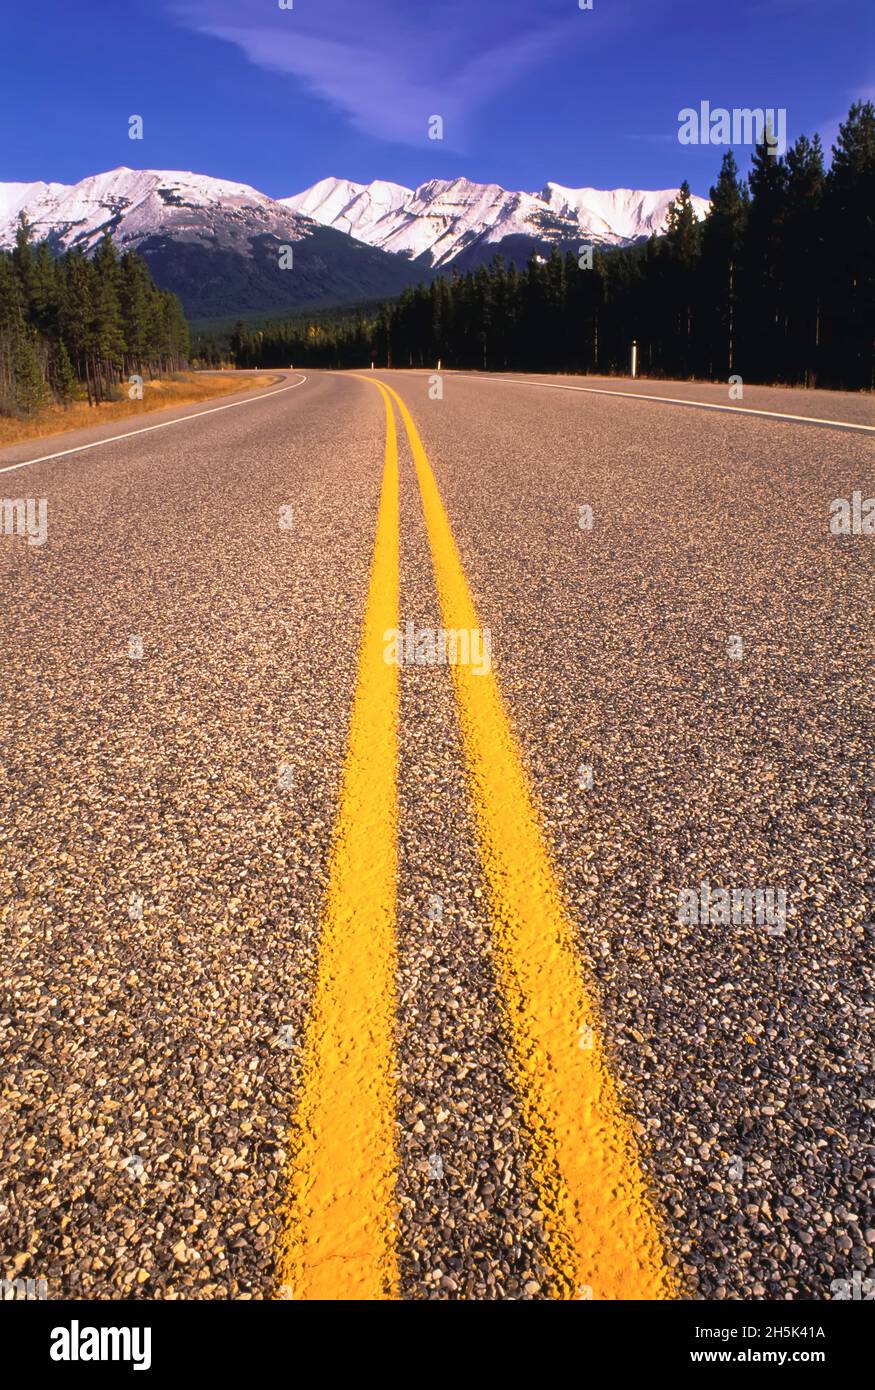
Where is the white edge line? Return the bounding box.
[0,374,308,476]
[379,370,874,434]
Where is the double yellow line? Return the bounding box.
[275,377,674,1301]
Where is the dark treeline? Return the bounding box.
[232,103,874,390]
[227,309,373,372]
[0,217,190,415]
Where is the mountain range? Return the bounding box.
[283,176,709,268]
[0,168,420,320]
[0,167,709,320]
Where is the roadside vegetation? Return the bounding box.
[0,371,274,449]
[0,218,190,418]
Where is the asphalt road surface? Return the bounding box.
[0,369,872,1301]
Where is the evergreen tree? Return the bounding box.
[783,134,825,383]
[12,212,36,314]
[91,234,125,396]
[119,252,153,374]
[30,241,61,338]
[0,231,189,416]
[823,100,875,387]
[744,134,789,378]
[701,152,748,376]
[13,331,48,413]
[48,339,77,405]
[0,252,22,331]
[61,248,97,401]
[662,181,702,375]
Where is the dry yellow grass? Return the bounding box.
[0,372,280,448]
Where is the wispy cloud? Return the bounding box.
[169,0,615,147]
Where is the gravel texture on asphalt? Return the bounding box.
[375,369,874,1300]
[0,374,381,1298]
[1,368,871,1300]
[393,422,552,1299]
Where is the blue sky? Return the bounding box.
[2,0,871,198]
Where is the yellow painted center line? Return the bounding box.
[275,385,400,1301]
[373,377,675,1300]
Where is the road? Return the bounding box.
[0,368,872,1301]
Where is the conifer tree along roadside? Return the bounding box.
[783,135,825,385]
[48,339,77,406]
[91,234,126,399]
[12,332,48,414]
[0,217,190,416]
[744,136,789,380]
[225,103,871,392]
[822,101,875,389]
[700,152,748,379]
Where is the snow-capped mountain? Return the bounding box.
[0,181,71,234]
[0,167,423,319]
[0,167,314,255]
[284,177,412,240]
[540,182,708,242]
[283,176,710,269]
[0,166,710,319]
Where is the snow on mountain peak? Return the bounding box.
[285,174,710,266]
[0,166,316,257]
[0,165,431,319]
[540,181,710,240]
[282,177,412,241]
[0,165,712,293]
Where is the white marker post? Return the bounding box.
[631,340,638,379]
